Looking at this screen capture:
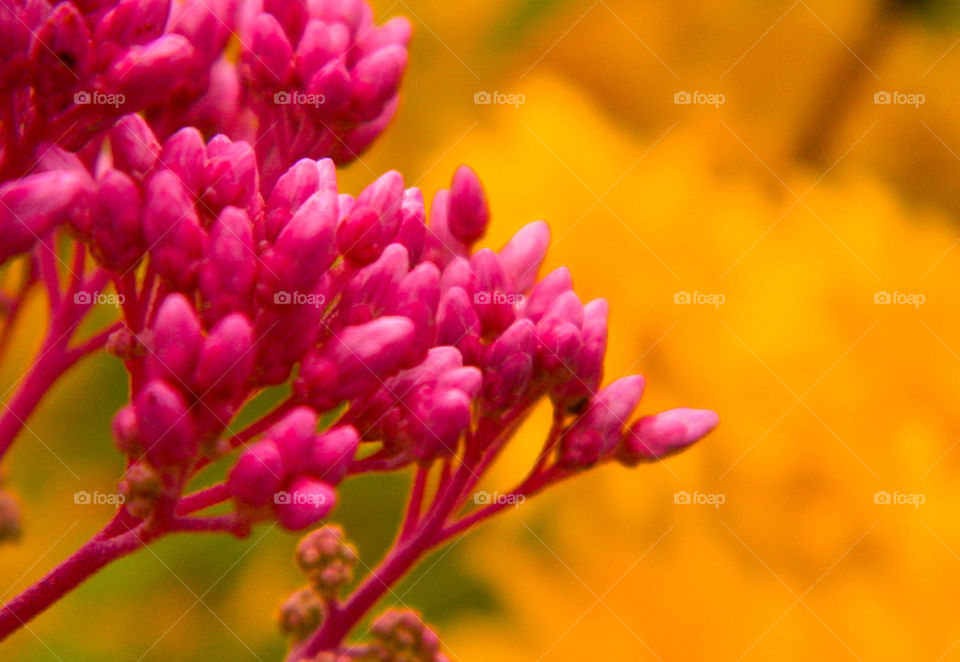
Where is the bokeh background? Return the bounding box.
[6,0,960,659]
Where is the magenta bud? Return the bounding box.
[483,319,537,410]
[247,13,293,86]
[436,287,481,360]
[268,407,320,473]
[470,249,516,335]
[228,440,284,508]
[110,114,161,178]
[522,267,573,322]
[340,243,409,323]
[296,18,336,82]
[276,476,336,530]
[169,0,232,63]
[447,165,489,244]
[337,205,384,266]
[559,375,645,468]
[554,298,608,409]
[147,293,203,386]
[620,408,719,466]
[437,366,483,400]
[96,0,171,46]
[305,60,351,114]
[91,169,143,270]
[200,207,256,322]
[308,425,359,484]
[159,127,207,195]
[0,171,90,262]
[500,220,549,293]
[265,158,322,241]
[136,380,196,467]
[270,190,339,291]
[414,388,472,459]
[30,4,91,97]
[111,405,140,455]
[108,34,194,107]
[396,187,425,263]
[203,137,258,210]
[355,170,404,238]
[349,44,407,120]
[193,313,254,396]
[312,0,364,33]
[356,16,411,55]
[538,321,582,376]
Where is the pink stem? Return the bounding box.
[399,462,430,541]
[175,483,231,515]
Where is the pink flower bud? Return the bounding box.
[247,13,293,86]
[110,114,161,178]
[559,375,645,468]
[169,0,234,64]
[337,205,384,266]
[339,243,409,324]
[275,476,336,530]
[108,34,194,108]
[500,220,550,293]
[619,408,719,466]
[483,319,536,410]
[396,187,426,263]
[268,407,320,473]
[296,18,336,82]
[447,165,489,244]
[308,425,359,484]
[470,249,515,335]
[147,293,204,386]
[90,169,144,271]
[538,321,582,377]
[300,316,416,404]
[95,0,170,47]
[136,379,196,467]
[159,127,207,194]
[0,171,90,262]
[265,158,323,241]
[522,267,573,322]
[553,298,608,410]
[304,60,351,115]
[200,207,256,322]
[111,405,140,455]
[193,313,254,397]
[269,190,339,292]
[29,4,91,100]
[355,16,411,55]
[417,388,472,458]
[437,366,483,399]
[228,440,284,508]
[203,136,258,211]
[437,287,482,365]
[349,45,407,120]
[355,170,404,238]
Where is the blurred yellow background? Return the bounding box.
[6,0,960,659]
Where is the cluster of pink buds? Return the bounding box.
[0,0,717,658]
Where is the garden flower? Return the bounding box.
[0,1,716,658]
